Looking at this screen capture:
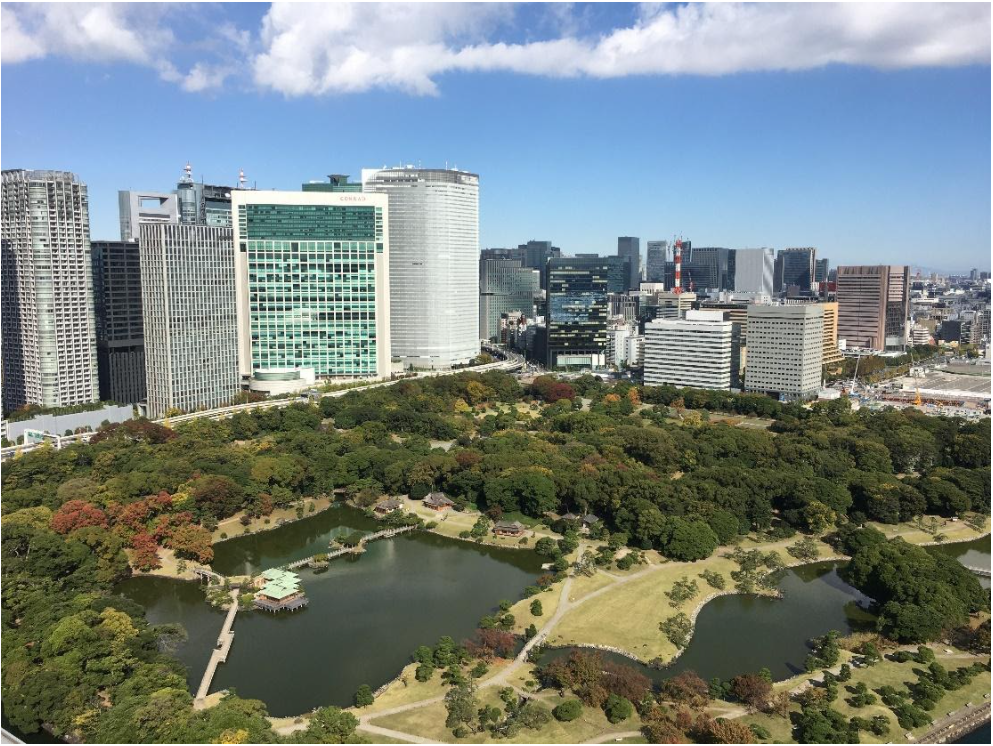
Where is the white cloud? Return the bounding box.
[252,1,991,97]
[2,2,990,97]
[1,6,45,63]
[181,62,231,93]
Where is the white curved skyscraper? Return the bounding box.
[362,167,479,369]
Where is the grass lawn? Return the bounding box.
[369,686,638,744]
[403,497,559,549]
[358,662,451,715]
[870,516,989,546]
[211,495,334,543]
[549,534,838,662]
[509,584,562,636]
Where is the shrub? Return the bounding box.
[604,694,634,723]
[552,699,583,722]
[530,599,543,617]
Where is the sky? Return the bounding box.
[1,2,991,271]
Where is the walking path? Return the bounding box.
[581,730,642,744]
[194,589,239,707]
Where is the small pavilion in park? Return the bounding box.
[253,568,309,612]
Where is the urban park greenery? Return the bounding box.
[2,370,989,741]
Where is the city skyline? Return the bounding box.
[1,2,990,270]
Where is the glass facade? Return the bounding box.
[239,202,384,377]
[546,256,611,369]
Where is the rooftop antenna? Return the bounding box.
[238,169,246,190]
[180,162,193,184]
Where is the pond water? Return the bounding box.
[117,519,990,719]
[540,562,876,683]
[118,505,543,716]
[928,536,992,589]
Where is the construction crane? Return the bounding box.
[914,387,923,406]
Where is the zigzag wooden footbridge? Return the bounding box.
[283,524,418,570]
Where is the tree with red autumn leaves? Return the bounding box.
[464,628,515,659]
[130,532,162,571]
[530,375,576,403]
[167,523,214,564]
[49,500,108,534]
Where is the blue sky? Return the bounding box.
[2,2,990,271]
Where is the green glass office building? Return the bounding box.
[233,191,391,387]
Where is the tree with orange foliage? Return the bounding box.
[49,500,108,534]
[130,532,161,571]
[168,523,214,563]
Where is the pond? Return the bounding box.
[118,505,543,716]
[540,561,876,684]
[928,536,992,589]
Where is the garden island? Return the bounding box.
[2,371,989,744]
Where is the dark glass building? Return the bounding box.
[617,236,641,290]
[546,256,611,369]
[774,247,817,293]
[91,240,145,404]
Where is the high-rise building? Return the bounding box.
[774,247,817,293]
[139,224,238,418]
[646,240,668,284]
[119,164,236,239]
[682,247,735,292]
[734,248,775,296]
[745,304,823,400]
[814,258,830,284]
[232,190,392,389]
[175,169,236,229]
[836,265,910,350]
[518,240,561,288]
[91,240,145,404]
[1,169,98,412]
[362,167,479,369]
[118,191,179,241]
[644,310,740,390]
[479,258,540,342]
[617,237,641,290]
[546,256,611,369]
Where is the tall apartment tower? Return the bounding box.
[820,301,844,367]
[644,310,740,390]
[479,258,540,342]
[836,265,910,350]
[232,190,392,386]
[1,169,98,412]
[617,236,641,290]
[745,304,823,401]
[139,224,238,418]
[734,248,775,296]
[91,240,146,403]
[546,256,611,369]
[362,167,479,369]
[774,247,817,293]
[646,240,668,284]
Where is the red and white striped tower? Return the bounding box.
[673,238,683,294]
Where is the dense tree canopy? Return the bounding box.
[2,370,989,741]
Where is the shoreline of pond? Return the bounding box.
[119,513,989,721]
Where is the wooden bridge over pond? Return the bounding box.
[280,525,419,571]
[964,565,991,578]
[193,589,239,708]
